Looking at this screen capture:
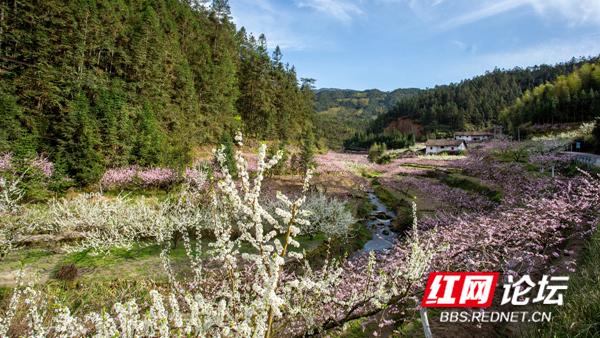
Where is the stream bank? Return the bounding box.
[361,192,398,252]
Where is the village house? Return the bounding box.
[425,139,468,155]
[454,131,494,141]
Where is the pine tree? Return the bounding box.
[132,102,163,166]
[220,130,237,177]
[290,153,300,177]
[407,132,415,145]
[0,93,26,153]
[272,139,289,176]
[299,129,315,174]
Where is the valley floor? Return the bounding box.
[1,147,599,338]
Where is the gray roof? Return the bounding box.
[455,131,494,136]
[425,139,467,147]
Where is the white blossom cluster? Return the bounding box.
[1,175,213,259]
[402,202,447,282]
[0,170,26,214]
[263,192,356,239]
[0,171,37,261]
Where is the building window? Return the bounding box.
[451,147,454,150]
[430,147,432,149]
[441,146,444,149]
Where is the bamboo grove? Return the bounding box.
[500,61,600,135]
[0,0,315,183]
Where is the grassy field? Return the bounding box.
[0,232,332,286]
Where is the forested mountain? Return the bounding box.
[500,61,600,135]
[0,0,314,183]
[313,88,421,149]
[367,56,600,139]
[315,88,421,121]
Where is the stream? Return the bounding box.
[360,192,399,253]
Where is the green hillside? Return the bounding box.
[500,62,600,136]
[0,0,314,183]
[313,88,421,149]
[367,56,599,139]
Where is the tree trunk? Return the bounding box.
[172,231,181,249]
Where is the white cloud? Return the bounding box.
[527,0,600,26]
[406,0,600,32]
[438,37,600,85]
[451,40,465,49]
[482,37,600,69]
[450,40,477,53]
[230,0,316,51]
[295,0,363,24]
[434,0,525,31]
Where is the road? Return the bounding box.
[562,151,600,167]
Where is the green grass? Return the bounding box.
[354,221,374,249]
[59,232,327,269]
[20,250,54,264]
[102,189,170,201]
[0,279,159,328]
[292,234,327,251]
[336,317,377,337]
[364,171,383,178]
[440,174,502,203]
[400,164,440,170]
[373,186,399,209]
[528,227,600,337]
[295,222,373,271]
[60,242,197,269]
[355,197,377,219]
[1,231,333,286]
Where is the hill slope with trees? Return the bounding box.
[366,56,599,140]
[0,0,314,183]
[499,61,600,134]
[313,88,421,149]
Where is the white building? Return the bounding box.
[454,131,494,142]
[425,139,468,155]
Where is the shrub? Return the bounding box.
[375,154,393,164]
[220,130,237,177]
[54,264,78,281]
[0,152,73,200]
[263,192,356,240]
[355,198,375,219]
[368,143,383,163]
[300,129,316,173]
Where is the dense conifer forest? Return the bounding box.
[367,56,600,140]
[0,0,314,183]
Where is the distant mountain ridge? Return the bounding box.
[314,88,357,93]
[313,87,421,149]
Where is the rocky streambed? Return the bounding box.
[361,192,399,252]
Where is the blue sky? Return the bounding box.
[229,0,600,91]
